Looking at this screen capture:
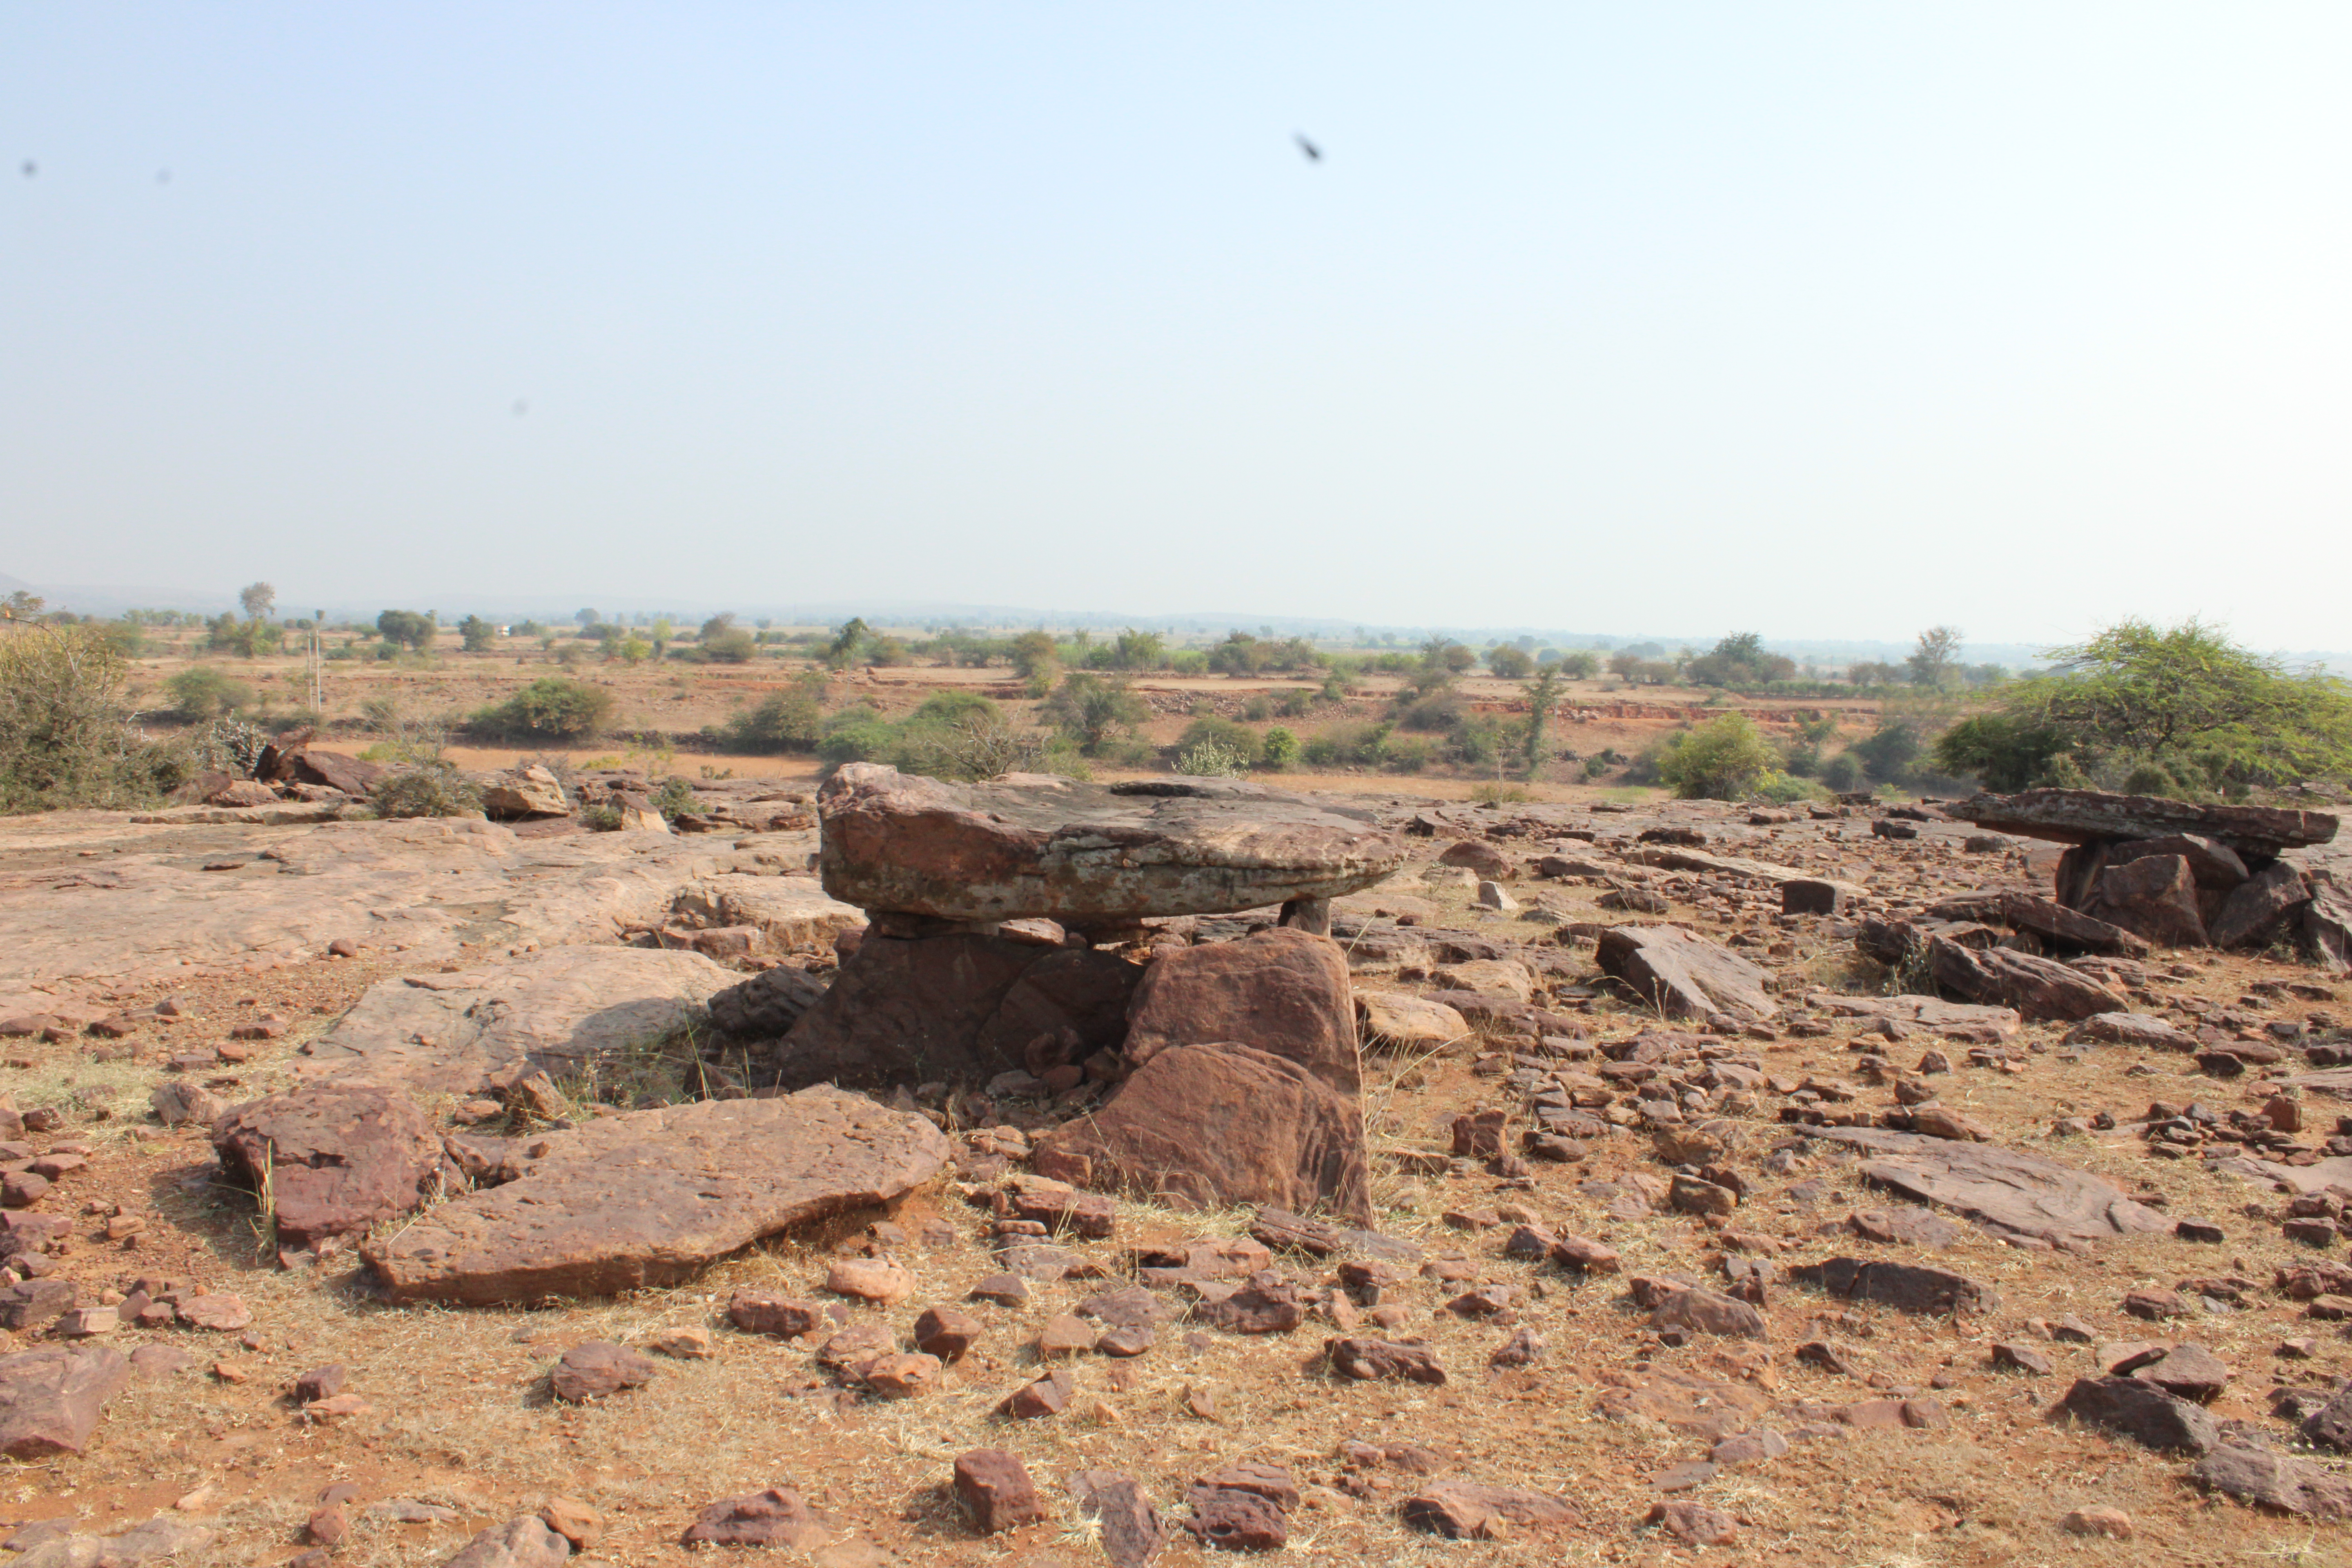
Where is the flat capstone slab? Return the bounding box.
[1952,789,2337,857]
[815,764,1407,922]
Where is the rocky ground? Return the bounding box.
[5,781,2352,1567]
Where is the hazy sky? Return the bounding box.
[5,5,2347,646]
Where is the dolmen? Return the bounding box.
[1951,789,2344,960]
[780,764,1409,1221]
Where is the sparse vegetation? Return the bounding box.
[1653,712,1776,799]
[0,624,153,812]
[165,664,253,721]
[469,677,614,741]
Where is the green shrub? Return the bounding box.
[1241,693,1272,722]
[1395,693,1465,733]
[1169,650,1209,677]
[1380,734,1434,773]
[166,665,253,721]
[1176,716,1260,768]
[1656,713,1776,799]
[1303,722,1387,767]
[458,615,497,652]
[698,627,757,663]
[0,625,153,813]
[372,762,480,819]
[1486,645,1534,679]
[1820,751,1865,792]
[1175,737,1249,777]
[470,678,613,741]
[2122,761,2181,798]
[819,707,899,764]
[724,675,828,753]
[651,776,697,820]
[581,803,624,831]
[1581,754,1611,780]
[1259,727,1300,770]
[1042,674,1148,754]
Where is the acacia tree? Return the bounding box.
[238,582,276,621]
[1934,618,2352,793]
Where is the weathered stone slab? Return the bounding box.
[360,1088,949,1303]
[1804,992,2021,1036]
[815,765,1405,922]
[1595,925,1771,1021]
[1953,789,2337,857]
[298,945,735,1098]
[1922,891,2149,956]
[1925,937,2121,1021]
[1795,1125,2170,1242]
[0,813,754,999]
[1031,1044,1372,1224]
[1622,845,1809,883]
[2082,855,2208,947]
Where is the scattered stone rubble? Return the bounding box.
[10,777,2352,1559]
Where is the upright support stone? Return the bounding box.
[1279,896,1332,936]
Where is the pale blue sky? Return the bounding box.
[4,5,2347,646]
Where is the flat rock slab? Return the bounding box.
[1953,789,2337,857]
[1796,1125,2170,1242]
[815,764,1405,921]
[1596,924,1771,1021]
[1622,845,1811,883]
[2190,1443,2352,1518]
[2207,1152,2352,1194]
[1806,991,2022,1036]
[299,945,737,1098]
[0,813,764,998]
[361,1088,949,1303]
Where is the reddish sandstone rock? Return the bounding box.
[1031,1044,1371,1224]
[955,1448,1047,1533]
[212,1085,445,1250]
[814,765,1404,923]
[1123,927,1360,1091]
[1595,925,1772,1022]
[0,1346,130,1458]
[2082,855,2209,948]
[362,1089,947,1304]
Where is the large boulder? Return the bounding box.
[479,766,570,819]
[361,1088,949,1303]
[1031,1044,1372,1224]
[1952,789,2337,858]
[1123,928,1358,1091]
[775,933,1139,1087]
[212,1085,446,1249]
[2081,855,2209,947]
[298,946,737,1098]
[0,1346,130,1457]
[1595,926,1771,1022]
[813,765,1405,923]
[2210,861,2313,949]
